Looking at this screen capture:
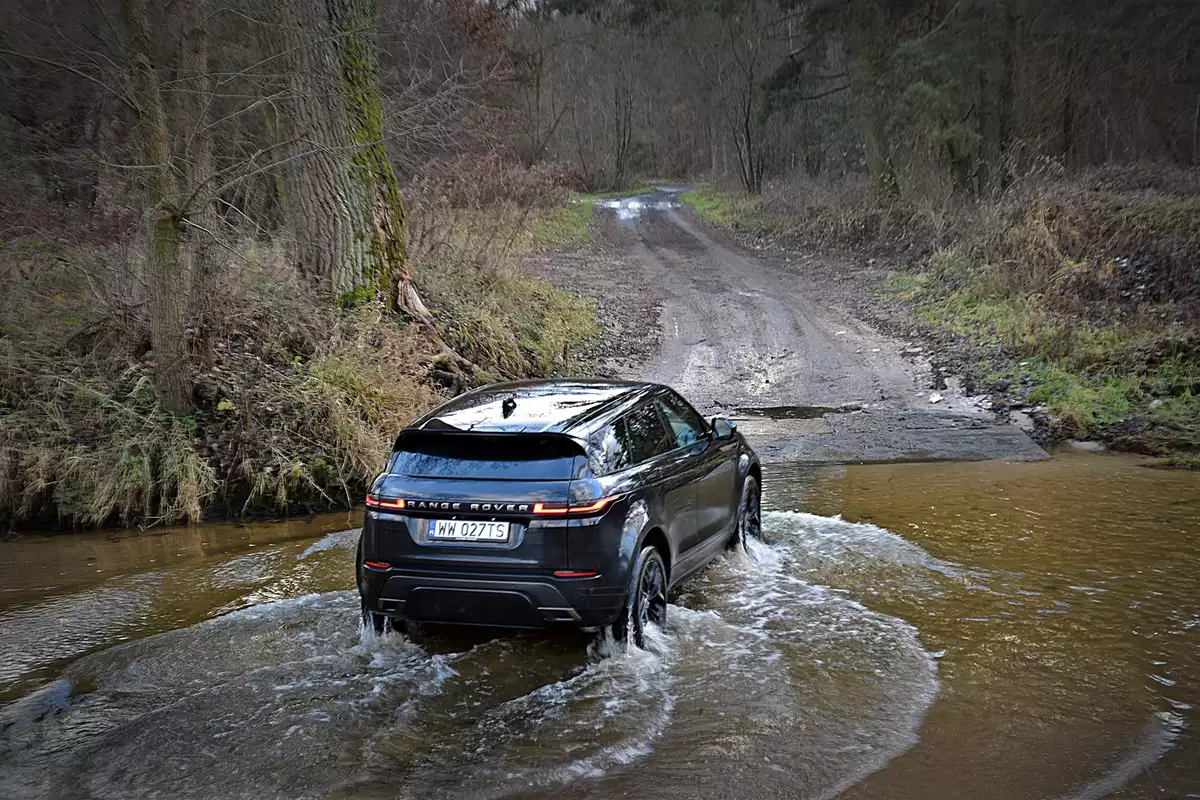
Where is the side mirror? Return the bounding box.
[711,417,737,440]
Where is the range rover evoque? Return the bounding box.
[357,379,762,645]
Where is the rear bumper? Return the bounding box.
[361,568,626,629]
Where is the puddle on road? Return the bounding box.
[1,452,1198,799]
[731,404,862,420]
[595,194,681,220]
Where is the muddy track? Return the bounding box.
[536,189,1046,464]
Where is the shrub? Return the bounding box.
[0,183,598,527]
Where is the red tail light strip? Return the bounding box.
[365,495,406,510]
[532,497,615,516]
[366,496,612,515]
[364,561,391,570]
[553,570,598,578]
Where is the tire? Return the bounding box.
[614,545,668,648]
[356,535,387,636]
[728,475,762,551]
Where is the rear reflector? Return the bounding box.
[364,561,391,570]
[553,570,598,578]
[532,497,615,516]
[365,495,406,510]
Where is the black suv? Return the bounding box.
[357,379,761,644]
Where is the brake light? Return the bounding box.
[364,561,391,570]
[365,495,406,510]
[554,570,598,578]
[532,497,615,516]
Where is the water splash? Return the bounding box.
[1,514,942,800]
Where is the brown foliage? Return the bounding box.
[418,153,573,209]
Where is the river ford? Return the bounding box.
[2,451,1197,799]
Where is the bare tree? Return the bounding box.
[121,0,199,413]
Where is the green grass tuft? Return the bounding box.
[529,203,595,250]
[1143,456,1200,470]
[878,271,931,301]
[679,187,758,227]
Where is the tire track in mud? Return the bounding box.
[583,191,1049,464]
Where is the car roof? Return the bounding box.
[407,379,662,435]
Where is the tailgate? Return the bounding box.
[367,431,586,570]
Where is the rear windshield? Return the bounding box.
[389,432,583,480]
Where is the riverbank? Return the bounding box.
[679,169,1200,459]
[0,191,613,532]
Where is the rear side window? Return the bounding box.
[390,433,581,480]
[656,392,707,449]
[587,424,630,475]
[618,403,673,465]
[585,404,674,476]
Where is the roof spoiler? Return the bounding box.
[391,427,586,454]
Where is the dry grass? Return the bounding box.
[0,240,438,527]
[405,185,599,379]
[0,181,597,528]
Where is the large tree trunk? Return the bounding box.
[266,0,368,297]
[327,0,409,297]
[123,0,195,414]
[266,0,408,303]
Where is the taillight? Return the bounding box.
[532,497,615,516]
[365,495,406,510]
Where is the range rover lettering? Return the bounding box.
[356,379,762,645]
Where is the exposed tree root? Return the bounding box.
[395,276,480,395]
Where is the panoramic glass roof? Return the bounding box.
[416,381,642,433]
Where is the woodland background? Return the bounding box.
[1,0,1197,528]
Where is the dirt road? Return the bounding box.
[535,188,1046,464]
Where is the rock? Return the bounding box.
[1066,440,1107,453]
[929,393,944,404]
[1008,410,1036,433]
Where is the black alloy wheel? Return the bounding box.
[729,475,763,551]
[617,545,668,648]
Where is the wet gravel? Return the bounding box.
[526,191,1046,464]
[685,212,1063,446]
[523,213,663,378]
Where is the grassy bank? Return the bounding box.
[681,172,1200,454]
[0,199,598,530]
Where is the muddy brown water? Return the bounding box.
[1,452,1197,799]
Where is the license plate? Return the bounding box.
[427,518,511,543]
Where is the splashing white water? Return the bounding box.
[1,513,944,800]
